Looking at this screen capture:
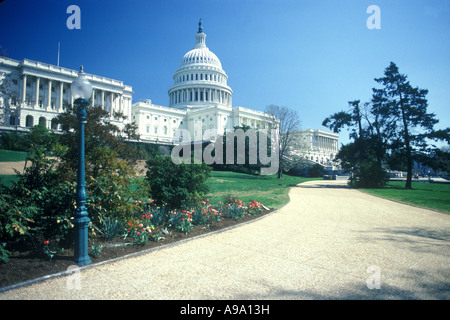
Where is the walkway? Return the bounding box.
[1,179,449,299]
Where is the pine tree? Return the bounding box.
[372,62,439,189]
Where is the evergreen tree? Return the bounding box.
[372,62,440,189]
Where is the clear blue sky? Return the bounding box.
[1,0,449,145]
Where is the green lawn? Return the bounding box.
[205,171,318,209]
[0,149,28,162]
[0,175,19,188]
[361,181,450,214]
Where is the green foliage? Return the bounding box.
[91,243,104,258]
[0,132,28,151]
[146,154,211,209]
[351,161,389,188]
[323,63,448,189]
[222,195,246,220]
[308,163,325,177]
[168,210,194,234]
[0,242,10,264]
[100,216,124,242]
[148,205,168,227]
[0,111,147,262]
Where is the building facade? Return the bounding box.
[0,57,133,131]
[290,129,339,167]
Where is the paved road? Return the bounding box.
[1,179,449,300]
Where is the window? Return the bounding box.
[154,127,158,134]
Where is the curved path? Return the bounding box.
[1,180,449,300]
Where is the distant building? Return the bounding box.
[289,129,339,167]
[0,56,133,131]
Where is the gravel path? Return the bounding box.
[0,161,25,175]
[1,179,449,300]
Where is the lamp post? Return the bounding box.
[71,66,93,266]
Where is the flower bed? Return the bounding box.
[0,197,272,290]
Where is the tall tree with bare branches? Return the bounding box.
[265,104,300,178]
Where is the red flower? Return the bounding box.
[43,240,49,245]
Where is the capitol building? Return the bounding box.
[0,20,338,167]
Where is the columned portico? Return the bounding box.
[0,57,133,132]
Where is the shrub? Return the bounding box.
[308,163,325,177]
[146,155,211,209]
[353,161,389,188]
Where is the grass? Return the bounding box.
[0,149,28,162]
[0,175,20,188]
[205,170,318,209]
[360,181,450,214]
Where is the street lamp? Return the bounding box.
[71,66,93,265]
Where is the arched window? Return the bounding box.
[26,115,34,127]
[39,117,46,127]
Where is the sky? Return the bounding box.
[1,0,449,146]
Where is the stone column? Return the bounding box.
[35,77,40,108]
[101,91,105,108]
[91,89,95,107]
[59,82,63,112]
[47,80,52,110]
[22,74,27,104]
[110,93,114,117]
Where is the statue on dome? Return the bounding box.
[198,19,203,33]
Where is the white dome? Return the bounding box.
[168,20,232,109]
[180,47,222,69]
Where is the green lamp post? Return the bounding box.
[71,66,93,266]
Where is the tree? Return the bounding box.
[265,104,300,179]
[323,100,388,187]
[323,62,448,189]
[372,62,441,189]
